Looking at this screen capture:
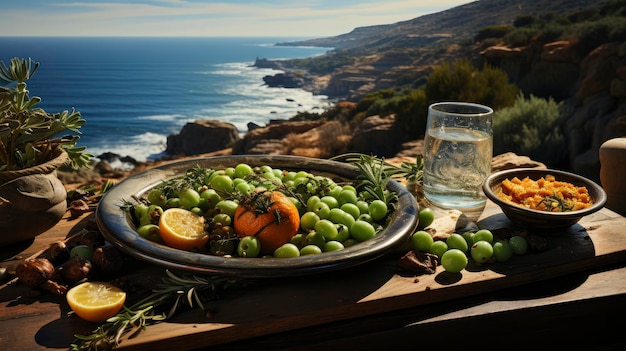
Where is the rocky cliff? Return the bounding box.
[60,0,625,186]
[481,38,626,182]
[265,0,594,101]
[257,0,626,182]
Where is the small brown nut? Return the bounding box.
[69,199,91,217]
[16,258,55,288]
[80,230,104,247]
[91,245,124,277]
[59,256,92,283]
[46,240,70,264]
[41,279,68,295]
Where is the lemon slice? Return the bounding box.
[66,282,126,322]
[158,208,208,250]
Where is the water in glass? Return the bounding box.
[423,102,493,210]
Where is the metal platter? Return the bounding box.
[96,155,419,278]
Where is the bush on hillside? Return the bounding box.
[535,22,569,42]
[599,0,626,16]
[567,7,600,23]
[286,53,356,75]
[346,60,519,142]
[573,16,626,53]
[503,4,626,54]
[475,25,514,42]
[537,12,572,26]
[493,93,567,167]
[366,88,429,140]
[425,59,518,110]
[504,26,538,47]
[504,21,568,47]
[514,14,536,28]
[353,89,397,118]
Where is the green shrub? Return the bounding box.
[574,16,626,53]
[424,59,518,110]
[493,94,567,167]
[478,38,501,51]
[514,14,536,28]
[599,0,626,16]
[354,89,397,117]
[534,22,568,42]
[504,21,568,47]
[504,26,539,47]
[504,5,626,53]
[286,53,356,75]
[475,25,514,42]
[568,8,600,23]
[365,88,429,139]
[537,12,571,26]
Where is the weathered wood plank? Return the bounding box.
[2,203,626,351]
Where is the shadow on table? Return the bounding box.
[35,314,90,349]
[181,255,400,324]
[28,253,399,350]
[477,212,596,274]
[0,238,35,261]
[19,208,604,350]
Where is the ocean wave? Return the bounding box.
[205,62,270,76]
[13,37,332,163]
[90,132,167,163]
[137,114,186,121]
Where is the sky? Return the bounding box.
[0,0,471,38]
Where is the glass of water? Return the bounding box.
[423,102,493,211]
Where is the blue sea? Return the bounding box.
[1,37,331,162]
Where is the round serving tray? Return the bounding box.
[96,155,419,278]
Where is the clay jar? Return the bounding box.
[0,149,68,247]
[599,137,626,215]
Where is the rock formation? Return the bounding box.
[561,41,626,182]
[348,114,401,157]
[166,120,240,156]
[231,120,326,155]
[482,39,626,182]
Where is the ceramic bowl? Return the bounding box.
[96,155,418,278]
[483,168,607,230]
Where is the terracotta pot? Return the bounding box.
[0,149,68,247]
[600,137,626,215]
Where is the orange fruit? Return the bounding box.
[234,191,300,255]
[158,208,208,250]
[66,282,126,322]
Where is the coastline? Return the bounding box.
[3,37,332,164]
[253,57,333,98]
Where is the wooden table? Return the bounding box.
[2,200,626,351]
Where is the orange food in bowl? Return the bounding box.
[158,208,208,250]
[234,191,300,255]
[498,174,593,212]
[66,282,126,322]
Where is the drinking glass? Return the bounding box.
[422,102,493,211]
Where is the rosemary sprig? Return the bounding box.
[331,153,425,211]
[158,165,215,198]
[333,153,424,184]
[397,155,424,184]
[331,154,393,207]
[70,270,244,351]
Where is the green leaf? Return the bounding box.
[0,57,89,171]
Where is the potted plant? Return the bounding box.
[0,57,91,246]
